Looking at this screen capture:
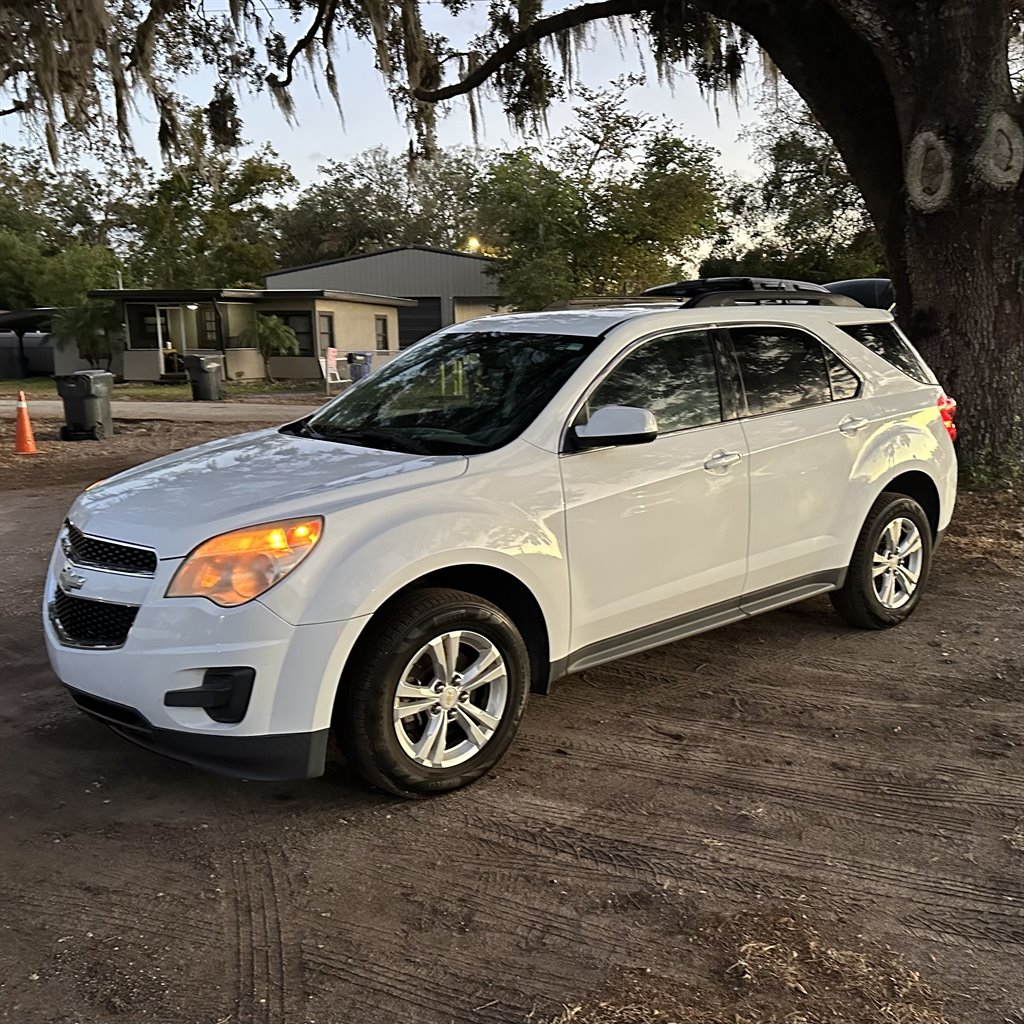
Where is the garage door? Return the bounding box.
[398,297,443,348]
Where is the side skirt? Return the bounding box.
[548,569,845,684]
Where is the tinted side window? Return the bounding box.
[588,330,722,433]
[728,327,832,416]
[825,349,860,400]
[837,322,934,384]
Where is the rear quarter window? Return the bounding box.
[837,322,935,385]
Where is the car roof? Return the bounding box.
[451,304,894,338]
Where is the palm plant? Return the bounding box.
[53,300,122,370]
[238,314,299,382]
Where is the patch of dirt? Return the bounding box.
[1,430,1022,1024]
[549,913,949,1023]
[0,418,269,490]
[943,488,1023,574]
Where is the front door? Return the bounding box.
[560,328,750,656]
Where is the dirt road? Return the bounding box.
[1,423,1022,1024]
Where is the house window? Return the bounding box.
[318,313,335,353]
[375,316,390,351]
[262,312,314,356]
[203,309,218,346]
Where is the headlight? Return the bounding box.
[166,517,323,607]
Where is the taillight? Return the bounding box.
[937,394,957,442]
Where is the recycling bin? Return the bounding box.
[56,369,114,441]
[184,354,224,401]
[346,351,373,382]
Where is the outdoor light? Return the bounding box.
[185,303,199,310]
[466,237,481,252]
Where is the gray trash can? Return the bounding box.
[347,351,373,382]
[56,369,114,441]
[184,354,224,401]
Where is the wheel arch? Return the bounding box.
[878,469,941,539]
[338,564,554,702]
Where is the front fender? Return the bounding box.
[258,451,570,655]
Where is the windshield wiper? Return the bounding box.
[282,418,320,439]
[311,426,433,455]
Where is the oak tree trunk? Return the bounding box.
[720,0,1024,484]
[889,191,1024,484]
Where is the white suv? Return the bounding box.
[43,299,958,796]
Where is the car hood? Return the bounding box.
[67,427,468,556]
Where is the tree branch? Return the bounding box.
[266,0,339,90]
[0,100,29,117]
[412,0,650,102]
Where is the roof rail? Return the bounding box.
[643,276,830,298]
[543,296,684,310]
[543,291,862,312]
[687,290,862,308]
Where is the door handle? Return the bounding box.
[839,416,869,435]
[703,449,743,471]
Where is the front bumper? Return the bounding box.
[67,686,329,780]
[43,535,371,779]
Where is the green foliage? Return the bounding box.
[239,314,300,381]
[0,143,130,309]
[477,81,722,309]
[703,92,885,284]
[275,147,484,267]
[35,246,123,307]
[126,117,296,289]
[52,300,122,369]
[0,230,46,310]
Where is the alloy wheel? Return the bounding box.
[872,517,924,610]
[392,630,509,768]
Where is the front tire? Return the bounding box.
[830,491,933,629]
[335,588,530,797]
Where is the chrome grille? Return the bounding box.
[64,522,157,576]
[51,591,139,648]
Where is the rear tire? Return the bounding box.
[335,587,530,798]
[830,491,933,629]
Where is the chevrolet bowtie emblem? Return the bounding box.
[59,567,87,592]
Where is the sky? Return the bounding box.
[2,5,763,186]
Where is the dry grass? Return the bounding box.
[946,489,1024,575]
[546,916,949,1024]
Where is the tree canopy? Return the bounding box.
[702,91,885,282]
[275,147,484,268]
[477,81,722,308]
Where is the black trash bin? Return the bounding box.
[346,351,373,382]
[56,369,114,441]
[184,354,224,401]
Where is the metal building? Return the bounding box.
[265,246,504,348]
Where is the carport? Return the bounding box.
[0,307,58,377]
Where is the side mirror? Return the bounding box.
[572,405,658,449]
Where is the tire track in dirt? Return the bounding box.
[302,940,568,1024]
[466,813,867,920]
[464,799,1024,948]
[519,735,1023,835]
[613,712,1024,794]
[17,888,224,947]
[222,836,303,1023]
[574,661,1019,731]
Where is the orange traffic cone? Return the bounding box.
[15,390,39,455]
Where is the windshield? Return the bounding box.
[304,331,600,455]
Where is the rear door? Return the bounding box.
[560,328,750,656]
[724,323,873,596]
